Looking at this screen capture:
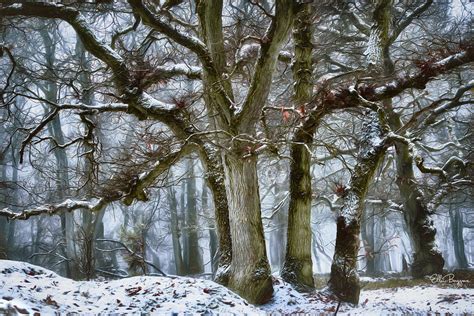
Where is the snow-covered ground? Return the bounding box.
[1,260,473,315]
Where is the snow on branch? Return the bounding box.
[0,2,129,86]
[0,198,106,220]
[415,156,447,180]
[57,102,129,113]
[415,156,469,181]
[373,48,474,99]
[141,93,178,112]
[2,141,196,221]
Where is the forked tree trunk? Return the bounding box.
[224,154,272,304]
[328,112,387,304]
[281,1,314,291]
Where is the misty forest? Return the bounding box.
[0,0,473,314]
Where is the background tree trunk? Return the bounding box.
[168,186,185,275]
[450,207,468,269]
[184,158,203,274]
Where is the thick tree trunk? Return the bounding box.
[224,154,272,305]
[395,147,444,277]
[388,111,444,277]
[370,0,444,277]
[282,1,315,291]
[282,130,314,290]
[328,112,387,304]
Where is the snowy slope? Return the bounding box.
[0,260,259,314]
[1,260,473,315]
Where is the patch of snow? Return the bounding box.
[365,28,383,66]
[163,63,201,74]
[0,260,257,314]
[141,93,176,111]
[340,191,360,219]
[1,260,473,315]
[237,43,260,61]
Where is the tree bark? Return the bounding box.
[281,1,315,291]
[224,154,273,305]
[282,129,314,290]
[328,111,387,304]
[198,148,232,284]
[388,111,444,277]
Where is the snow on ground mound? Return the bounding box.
[264,276,474,315]
[1,260,473,315]
[0,260,259,314]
